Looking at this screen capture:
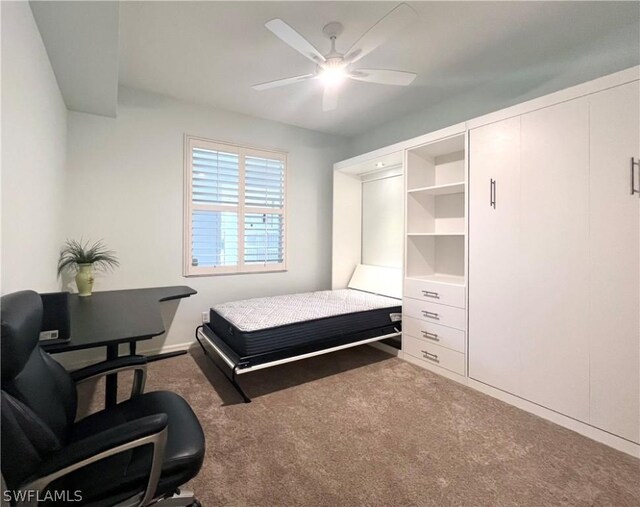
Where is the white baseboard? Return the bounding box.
[368,341,402,357]
[401,351,468,384]
[137,341,195,358]
[467,378,640,458]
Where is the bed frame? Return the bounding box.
[195,265,402,403]
[195,323,401,403]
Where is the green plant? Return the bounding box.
[57,239,120,277]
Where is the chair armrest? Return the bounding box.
[71,355,147,398]
[21,414,168,507]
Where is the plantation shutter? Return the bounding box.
[245,156,285,208]
[192,210,239,267]
[192,148,239,205]
[186,137,286,275]
[244,155,285,265]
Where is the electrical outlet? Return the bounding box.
[201,311,210,324]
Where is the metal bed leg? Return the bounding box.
[195,325,209,357]
[207,357,251,403]
[195,326,251,403]
[231,366,251,404]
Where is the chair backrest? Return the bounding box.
[1,391,62,489]
[1,291,78,486]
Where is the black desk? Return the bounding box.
[41,286,196,407]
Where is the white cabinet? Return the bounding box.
[403,316,465,352]
[468,82,640,442]
[404,132,468,377]
[403,335,465,375]
[588,81,640,443]
[468,116,522,396]
[404,277,465,308]
[519,98,591,422]
[403,297,466,331]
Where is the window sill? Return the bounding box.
[183,268,288,278]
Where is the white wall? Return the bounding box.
[62,86,349,364]
[1,2,67,294]
[349,28,640,155]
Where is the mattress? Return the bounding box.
[208,289,401,356]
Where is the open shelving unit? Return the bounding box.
[405,133,467,286]
[408,181,465,196]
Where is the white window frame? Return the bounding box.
[183,135,288,276]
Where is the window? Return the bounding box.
[184,136,287,275]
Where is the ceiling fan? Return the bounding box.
[252,3,418,112]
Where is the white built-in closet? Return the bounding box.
[333,67,640,456]
[468,80,640,444]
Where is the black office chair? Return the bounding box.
[0,290,205,506]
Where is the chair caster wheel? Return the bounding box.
[189,500,202,507]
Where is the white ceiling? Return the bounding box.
[30,1,119,117]
[32,2,640,137]
[118,1,640,137]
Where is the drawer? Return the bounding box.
[403,298,466,331]
[404,278,466,308]
[403,335,465,376]
[403,316,465,353]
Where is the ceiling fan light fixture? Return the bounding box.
[254,4,419,110]
[319,65,348,87]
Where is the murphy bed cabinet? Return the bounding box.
[334,66,640,456]
[468,80,640,444]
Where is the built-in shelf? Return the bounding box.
[405,273,466,287]
[407,182,465,196]
[405,133,467,284]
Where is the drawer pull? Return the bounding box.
[421,331,439,341]
[422,310,439,320]
[422,290,440,299]
[422,350,439,363]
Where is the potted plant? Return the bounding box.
[57,239,119,296]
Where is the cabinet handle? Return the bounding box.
[422,310,439,320]
[421,350,439,363]
[422,290,440,299]
[632,158,640,196]
[490,179,496,208]
[422,331,439,341]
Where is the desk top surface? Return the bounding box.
[41,286,196,353]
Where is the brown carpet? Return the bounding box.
[78,345,640,507]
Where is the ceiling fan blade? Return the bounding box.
[344,3,416,64]
[322,86,338,112]
[265,19,326,64]
[252,73,315,91]
[349,69,417,86]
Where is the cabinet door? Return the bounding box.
[468,116,522,395]
[588,81,640,443]
[519,98,591,422]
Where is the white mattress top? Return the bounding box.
[211,288,401,332]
